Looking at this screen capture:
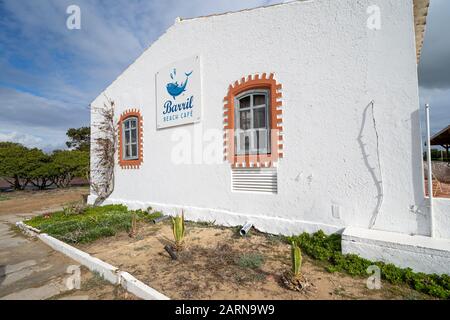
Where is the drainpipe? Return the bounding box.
[425,103,435,238]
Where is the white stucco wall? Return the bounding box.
[89,0,448,239]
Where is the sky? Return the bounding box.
[0,0,448,152]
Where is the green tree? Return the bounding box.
[66,127,90,152]
[0,142,29,189]
[0,143,48,190]
[50,150,89,188]
[28,159,56,190]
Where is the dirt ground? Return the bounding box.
[77,220,431,300]
[0,187,136,300]
[47,266,136,300]
[0,187,90,216]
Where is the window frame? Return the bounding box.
[121,116,139,161]
[234,89,271,156]
[223,73,284,168]
[118,109,143,169]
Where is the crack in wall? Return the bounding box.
[357,100,384,229]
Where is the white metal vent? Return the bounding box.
[231,168,278,194]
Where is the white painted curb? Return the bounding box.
[16,221,40,236]
[38,234,120,284]
[119,272,170,300]
[16,221,170,300]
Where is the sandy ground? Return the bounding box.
[78,220,431,300]
[0,187,134,300]
[0,187,89,216]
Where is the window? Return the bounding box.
[223,73,283,168]
[234,90,270,155]
[118,109,143,169]
[122,117,139,160]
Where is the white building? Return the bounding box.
[89,0,450,275]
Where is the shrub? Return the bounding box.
[287,231,450,299]
[236,253,265,269]
[25,205,160,244]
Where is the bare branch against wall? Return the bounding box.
[90,96,116,206]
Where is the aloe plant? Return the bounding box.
[291,241,302,277]
[129,212,137,238]
[172,211,185,250]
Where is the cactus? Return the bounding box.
[129,212,137,238]
[283,241,309,291]
[172,211,185,250]
[291,241,302,277]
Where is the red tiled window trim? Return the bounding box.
[118,109,143,169]
[223,73,283,168]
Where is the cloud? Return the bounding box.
[417,0,450,138]
[0,131,66,152]
[0,0,282,150]
[419,87,450,135]
[0,87,88,129]
[0,0,447,151]
[0,87,86,152]
[418,0,450,90]
[0,131,42,146]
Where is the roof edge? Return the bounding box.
[413,0,430,63]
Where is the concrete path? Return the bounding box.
[0,188,133,300]
[0,210,87,300]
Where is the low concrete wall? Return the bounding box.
[342,227,450,275]
[435,198,450,239]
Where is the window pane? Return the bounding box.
[125,129,130,144]
[236,131,250,155]
[253,107,267,129]
[256,129,268,153]
[125,144,130,158]
[130,119,137,128]
[239,110,251,130]
[238,96,250,109]
[131,144,137,158]
[124,121,130,129]
[244,135,250,154]
[253,94,266,107]
[131,128,137,143]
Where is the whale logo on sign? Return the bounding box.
[166,68,193,100]
[156,56,201,129]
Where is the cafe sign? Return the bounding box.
[156,56,201,129]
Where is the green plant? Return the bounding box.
[287,231,450,299]
[172,211,185,250]
[129,212,137,238]
[236,253,265,269]
[291,241,302,277]
[63,202,87,215]
[25,205,155,244]
[66,127,90,152]
[282,242,309,291]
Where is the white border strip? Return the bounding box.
[88,195,343,236]
[16,221,170,300]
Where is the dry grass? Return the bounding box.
[76,221,432,300]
